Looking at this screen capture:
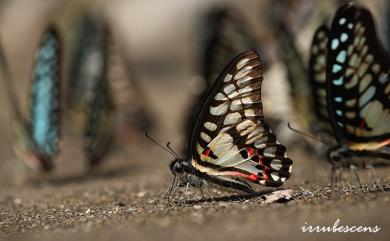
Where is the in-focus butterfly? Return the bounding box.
[171,51,293,193]
[184,6,258,153]
[67,14,114,167]
[326,3,390,166]
[0,27,61,171]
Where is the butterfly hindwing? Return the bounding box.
[326,3,390,145]
[190,51,293,188]
[30,28,61,163]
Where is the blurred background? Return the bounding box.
[0,0,388,186]
[0,0,390,240]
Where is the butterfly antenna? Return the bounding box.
[166,142,179,159]
[144,130,178,159]
[287,122,331,146]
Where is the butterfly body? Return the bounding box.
[171,51,293,193]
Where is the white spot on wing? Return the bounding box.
[271,172,280,181]
[235,66,253,80]
[236,120,255,131]
[224,84,236,95]
[224,74,233,82]
[210,102,229,116]
[214,92,227,101]
[224,112,241,125]
[236,58,250,69]
[270,160,282,170]
[230,100,243,111]
[204,122,217,131]
[200,132,211,142]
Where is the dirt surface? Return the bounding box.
[1,0,390,240]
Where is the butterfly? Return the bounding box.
[170,51,293,193]
[308,25,336,137]
[184,6,258,153]
[276,17,334,141]
[379,0,390,51]
[67,14,115,167]
[325,3,390,166]
[0,27,61,171]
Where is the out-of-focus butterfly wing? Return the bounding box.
[67,15,106,129]
[326,4,390,148]
[380,0,390,51]
[308,25,336,137]
[200,7,257,86]
[68,14,115,166]
[276,18,317,133]
[84,64,115,167]
[29,28,61,170]
[190,51,293,190]
[184,7,258,155]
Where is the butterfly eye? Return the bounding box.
[170,160,184,174]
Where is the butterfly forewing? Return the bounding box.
[201,7,257,85]
[276,18,315,131]
[191,51,293,188]
[326,4,390,145]
[30,28,61,160]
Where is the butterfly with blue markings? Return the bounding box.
[68,14,115,167]
[170,51,293,193]
[0,27,61,172]
[326,3,390,167]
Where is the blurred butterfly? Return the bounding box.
[184,6,258,153]
[0,27,61,172]
[170,51,293,193]
[308,25,335,137]
[276,17,334,140]
[67,14,114,167]
[326,3,390,167]
[379,0,390,51]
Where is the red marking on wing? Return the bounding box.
[220,171,260,182]
[359,119,366,129]
[203,148,211,157]
[262,171,269,180]
[246,147,256,157]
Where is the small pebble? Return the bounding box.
[85,208,91,215]
[136,191,146,198]
[13,198,22,205]
[193,205,202,210]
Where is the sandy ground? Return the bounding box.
[0,0,389,240]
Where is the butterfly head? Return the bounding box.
[169,158,187,175]
[327,144,350,167]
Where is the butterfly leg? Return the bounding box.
[159,175,177,205]
[330,165,340,187]
[366,164,384,192]
[330,165,336,187]
[199,186,205,199]
[349,165,361,187]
